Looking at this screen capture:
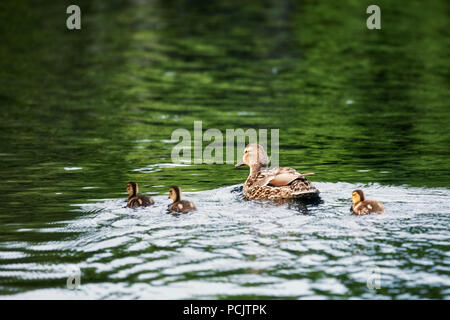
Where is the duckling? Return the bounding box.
[351,190,384,215]
[126,182,154,208]
[168,186,195,213]
[235,144,319,200]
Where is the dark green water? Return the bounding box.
[0,0,449,299]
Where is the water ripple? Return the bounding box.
[0,182,449,299]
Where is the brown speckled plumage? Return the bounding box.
[236,144,320,201]
[243,167,320,200]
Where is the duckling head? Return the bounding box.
[352,190,365,204]
[235,143,269,169]
[169,186,181,202]
[127,182,138,197]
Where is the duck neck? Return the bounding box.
[128,186,137,200]
[173,190,181,202]
[249,164,262,178]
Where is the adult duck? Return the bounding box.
[235,144,319,200]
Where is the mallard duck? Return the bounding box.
[235,144,320,200]
[351,189,384,215]
[168,186,196,213]
[126,182,154,208]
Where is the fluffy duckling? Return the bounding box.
[235,143,319,200]
[351,190,384,215]
[168,186,195,213]
[127,182,154,208]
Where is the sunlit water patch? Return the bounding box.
[1,183,449,299]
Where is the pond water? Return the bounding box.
[0,0,449,299]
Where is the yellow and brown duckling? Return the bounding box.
[235,144,319,201]
[351,190,384,215]
[168,186,196,213]
[126,182,154,208]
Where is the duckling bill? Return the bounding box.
[127,182,154,208]
[351,190,384,215]
[168,186,195,213]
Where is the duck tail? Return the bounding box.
[300,172,315,177]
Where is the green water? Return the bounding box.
[0,0,449,299]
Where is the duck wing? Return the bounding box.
[128,195,154,208]
[257,167,315,187]
[365,200,385,214]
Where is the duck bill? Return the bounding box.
[235,162,246,167]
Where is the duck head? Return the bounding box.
[127,182,138,198]
[235,143,269,176]
[169,186,181,202]
[352,190,365,204]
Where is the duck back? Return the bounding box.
[128,195,154,208]
[352,200,384,215]
[244,170,319,201]
[169,200,196,213]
